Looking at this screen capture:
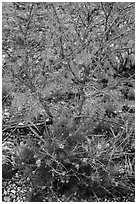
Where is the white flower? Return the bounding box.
[59,144,64,149]
[36,159,41,167]
[97,143,102,149]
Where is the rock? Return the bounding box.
[12,194,16,199]
[2,181,8,187]
[7,188,11,193]
[16,198,21,202]
[3,196,11,202]
[17,187,21,191]
[3,189,8,195]
[11,189,16,194]
[22,196,26,201]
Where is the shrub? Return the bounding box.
[12,114,134,202]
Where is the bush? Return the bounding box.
[12,113,134,202]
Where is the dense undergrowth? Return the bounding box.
[2,2,135,202]
[2,76,135,202]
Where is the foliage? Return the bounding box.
[2,2,135,202]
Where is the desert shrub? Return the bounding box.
[2,2,135,202]
[11,112,134,201]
